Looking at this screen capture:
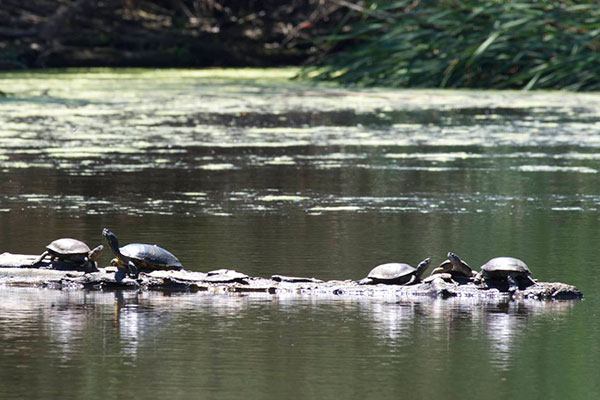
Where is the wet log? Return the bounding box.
[0,253,583,301]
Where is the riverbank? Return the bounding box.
[0,0,341,69]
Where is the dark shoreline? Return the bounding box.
[0,1,341,70]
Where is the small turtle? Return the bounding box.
[35,238,103,271]
[477,257,535,292]
[102,228,183,278]
[429,252,476,278]
[359,257,431,285]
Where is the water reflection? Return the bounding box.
[114,292,142,360]
[360,297,575,371]
[485,308,522,369]
[362,301,417,342]
[481,301,575,370]
[0,284,583,400]
[0,289,111,362]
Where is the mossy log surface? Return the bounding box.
[0,253,583,301]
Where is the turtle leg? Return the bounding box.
[506,274,519,293]
[80,256,90,271]
[523,275,537,288]
[83,257,99,273]
[405,275,418,285]
[34,251,49,265]
[474,273,488,289]
[127,261,139,278]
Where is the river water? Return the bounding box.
[0,69,599,399]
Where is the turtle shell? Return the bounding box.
[368,263,416,281]
[47,238,91,256]
[119,243,183,271]
[480,257,531,278]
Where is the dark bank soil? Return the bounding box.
[0,0,346,69]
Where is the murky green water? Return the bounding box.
[0,69,599,399]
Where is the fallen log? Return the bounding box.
[0,253,583,301]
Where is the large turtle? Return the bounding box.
[477,257,535,292]
[429,252,476,278]
[102,228,183,278]
[359,257,431,285]
[35,238,103,271]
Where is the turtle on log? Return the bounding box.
[476,256,536,292]
[35,238,103,271]
[359,258,431,285]
[429,252,476,279]
[102,228,183,278]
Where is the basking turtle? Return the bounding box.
[102,228,183,277]
[477,257,535,292]
[429,252,476,278]
[35,238,103,271]
[359,257,431,285]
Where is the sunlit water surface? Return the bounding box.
[0,69,599,399]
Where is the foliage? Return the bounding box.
[303,0,600,91]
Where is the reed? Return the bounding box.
[303,1,600,91]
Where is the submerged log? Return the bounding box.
[0,253,583,301]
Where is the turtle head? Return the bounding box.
[102,229,121,256]
[415,257,431,279]
[447,252,474,276]
[88,245,104,261]
[447,252,460,262]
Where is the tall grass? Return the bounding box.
[303,1,600,91]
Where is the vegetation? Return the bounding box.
[303,1,600,91]
[3,1,600,91]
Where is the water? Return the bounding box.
[0,69,599,399]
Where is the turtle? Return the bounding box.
[35,238,103,271]
[359,257,431,285]
[476,257,536,292]
[102,228,183,278]
[429,252,476,278]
